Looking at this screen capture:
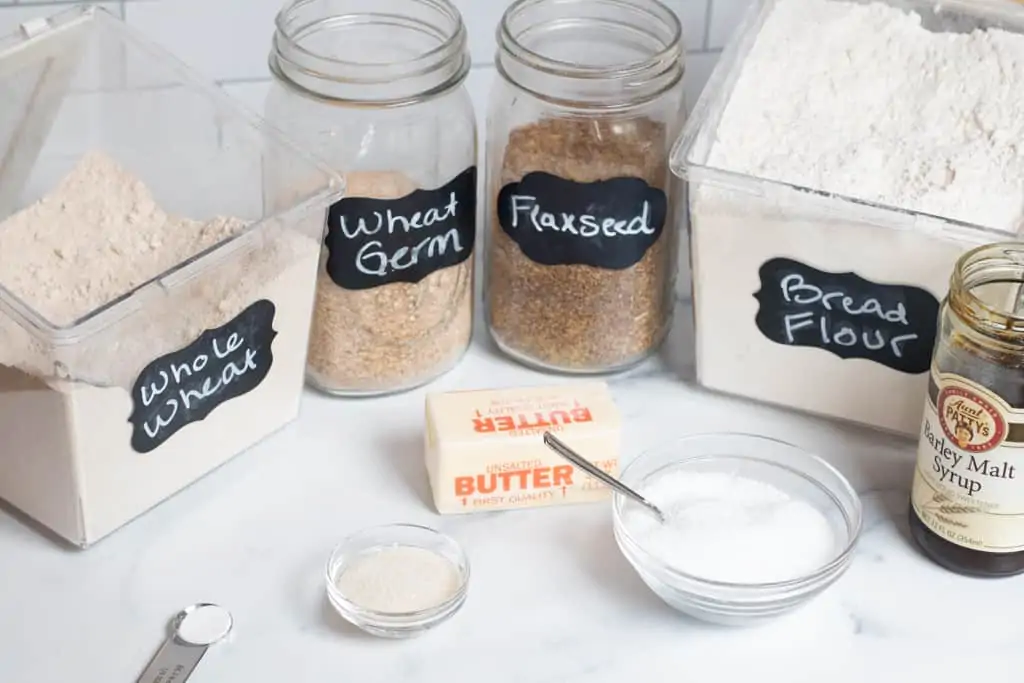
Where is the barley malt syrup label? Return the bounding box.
[496,171,667,270]
[753,257,939,374]
[128,300,278,453]
[912,371,1024,553]
[324,166,476,290]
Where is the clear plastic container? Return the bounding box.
[671,0,1024,437]
[0,5,341,547]
[483,0,686,374]
[266,0,477,397]
[612,434,862,626]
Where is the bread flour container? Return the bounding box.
[671,0,1024,437]
[0,6,341,546]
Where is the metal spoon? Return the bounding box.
[136,604,233,683]
[542,432,666,523]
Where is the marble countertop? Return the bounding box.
[1,297,1022,682]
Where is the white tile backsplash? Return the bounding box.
[219,80,272,114]
[708,0,752,48]
[454,0,507,67]
[465,66,494,125]
[219,67,497,137]
[2,0,731,155]
[677,0,710,51]
[123,0,284,82]
[218,58,718,139]
[0,3,124,94]
[0,3,120,36]
[0,0,739,84]
[684,50,720,110]
[457,0,709,64]
[457,0,710,63]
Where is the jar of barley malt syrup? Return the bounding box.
[910,242,1024,577]
[483,0,686,374]
[266,0,477,397]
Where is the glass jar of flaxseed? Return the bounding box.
[483,0,686,374]
[265,0,477,397]
[910,242,1024,577]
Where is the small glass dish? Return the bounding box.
[325,523,470,638]
[612,433,862,627]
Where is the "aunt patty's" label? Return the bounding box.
[911,371,1024,553]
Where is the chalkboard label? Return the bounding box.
[128,300,278,453]
[324,166,476,290]
[496,171,667,270]
[753,258,940,374]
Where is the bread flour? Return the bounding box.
[708,0,1024,231]
[0,151,322,545]
[688,0,1024,435]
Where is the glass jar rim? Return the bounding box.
[497,0,683,80]
[949,242,1024,338]
[270,0,470,104]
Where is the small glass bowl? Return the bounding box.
[612,433,862,627]
[325,523,470,638]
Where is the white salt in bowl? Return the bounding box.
[612,433,862,627]
[325,523,470,638]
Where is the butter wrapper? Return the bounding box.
[424,382,621,514]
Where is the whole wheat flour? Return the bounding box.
[690,0,1024,435]
[0,152,311,388]
[0,150,323,545]
[0,151,246,326]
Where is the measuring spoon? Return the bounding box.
[136,603,232,683]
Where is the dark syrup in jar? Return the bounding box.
[910,320,1024,578]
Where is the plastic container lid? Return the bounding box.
[0,4,343,341]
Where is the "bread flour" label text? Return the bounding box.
[324,167,476,290]
[128,300,278,453]
[753,257,940,374]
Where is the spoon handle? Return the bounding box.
[542,432,665,522]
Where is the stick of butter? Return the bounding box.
[424,382,621,514]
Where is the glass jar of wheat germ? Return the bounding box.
[266,0,477,397]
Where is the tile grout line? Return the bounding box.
[1,1,723,83]
[116,0,126,86]
[703,0,713,51]
[215,75,275,86]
